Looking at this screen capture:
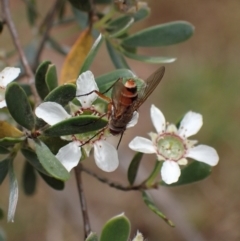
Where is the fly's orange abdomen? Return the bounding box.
[119,80,138,107]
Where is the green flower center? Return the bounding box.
[156,133,185,161]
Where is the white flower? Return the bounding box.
[0,67,21,108]
[35,71,119,172]
[129,105,219,184]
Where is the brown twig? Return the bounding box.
[81,166,159,191]
[33,0,62,70]
[0,0,39,104]
[74,163,91,240]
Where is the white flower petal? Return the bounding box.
[186,144,219,166]
[178,158,188,165]
[56,142,81,172]
[150,104,166,133]
[129,136,155,153]
[0,67,20,87]
[0,100,6,108]
[94,140,119,172]
[76,71,99,108]
[35,102,71,125]
[161,160,181,184]
[178,111,203,138]
[126,111,139,128]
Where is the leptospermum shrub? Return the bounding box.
[0,1,219,240]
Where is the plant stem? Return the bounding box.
[0,0,39,104]
[81,166,159,191]
[74,163,91,240]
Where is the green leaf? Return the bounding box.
[121,49,176,64]
[0,145,10,154]
[107,16,134,38]
[8,158,18,222]
[5,83,35,130]
[95,0,111,3]
[38,171,64,190]
[44,115,108,136]
[21,148,49,175]
[142,191,174,227]
[68,0,91,12]
[127,152,143,185]
[0,228,6,241]
[106,40,130,69]
[80,34,104,73]
[0,158,9,185]
[20,83,32,96]
[132,7,150,22]
[34,139,70,181]
[35,60,52,99]
[26,0,37,26]
[100,214,130,241]
[44,84,76,106]
[145,160,162,187]
[22,161,37,195]
[96,69,135,93]
[0,137,26,146]
[86,232,98,241]
[161,162,212,187]
[46,64,58,91]
[122,21,194,47]
[39,136,70,155]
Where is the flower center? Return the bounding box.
[156,133,185,161]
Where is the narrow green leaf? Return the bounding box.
[34,139,70,181]
[127,152,143,185]
[8,158,18,222]
[142,191,174,227]
[21,148,49,175]
[86,233,98,241]
[107,16,134,38]
[5,83,35,130]
[38,171,64,190]
[43,115,108,136]
[145,160,162,187]
[0,145,10,154]
[161,162,212,187]
[35,60,51,99]
[0,158,9,185]
[96,69,135,93]
[95,0,111,3]
[20,83,32,96]
[46,64,58,91]
[26,0,37,26]
[80,34,104,73]
[122,21,194,47]
[132,7,150,22]
[22,161,37,195]
[121,49,176,64]
[0,137,26,146]
[44,84,76,106]
[100,214,130,241]
[68,0,91,12]
[39,136,70,155]
[106,40,130,69]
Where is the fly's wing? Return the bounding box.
[111,78,125,114]
[132,66,165,110]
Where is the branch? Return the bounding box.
[33,0,62,70]
[81,166,159,191]
[74,163,91,240]
[1,0,39,103]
